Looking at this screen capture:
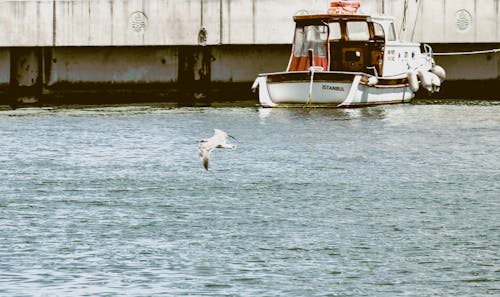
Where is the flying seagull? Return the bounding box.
[198,129,236,170]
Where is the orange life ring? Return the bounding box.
[328,1,360,14]
[330,1,360,8]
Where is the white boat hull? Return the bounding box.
[253,71,414,108]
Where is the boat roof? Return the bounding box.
[294,14,393,25]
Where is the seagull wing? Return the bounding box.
[198,140,215,170]
[198,129,235,170]
[212,129,228,147]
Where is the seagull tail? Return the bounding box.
[202,157,209,170]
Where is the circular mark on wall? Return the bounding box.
[130,11,148,33]
[455,9,472,32]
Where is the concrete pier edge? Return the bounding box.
[0,0,498,105]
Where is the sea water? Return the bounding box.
[0,101,499,296]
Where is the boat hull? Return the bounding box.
[254,71,414,108]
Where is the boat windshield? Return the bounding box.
[373,22,385,39]
[328,22,341,40]
[346,21,370,41]
[288,24,329,71]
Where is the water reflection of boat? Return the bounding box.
[252,1,445,108]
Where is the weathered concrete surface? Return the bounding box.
[0,0,327,46]
[0,0,498,105]
[0,49,10,88]
[0,44,498,106]
[211,45,289,82]
[42,45,289,85]
[46,47,177,85]
[15,49,40,87]
[221,0,329,44]
[52,0,221,46]
[0,0,53,46]
[0,0,499,46]
[389,0,500,43]
[432,44,499,80]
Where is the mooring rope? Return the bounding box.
[410,0,423,42]
[399,0,409,38]
[433,49,500,56]
[305,68,316,106]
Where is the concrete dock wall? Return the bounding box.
[46,47,178,85]
[0,0,327,46]
[0,0,499,104]
[383,0,500,43]
[0,49,9,89]
[1,0,499,46]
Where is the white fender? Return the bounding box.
[252,76,276,107]
[338,75,362,107]
[428,72,441,93]
[418,70,432,92]
[407,71,419,92]
[251,77,260,92]
[367,76,378,86]
[431,65,446,83]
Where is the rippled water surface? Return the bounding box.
[1,102,499,296]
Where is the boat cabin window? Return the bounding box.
[288,24,329,71]
[328,19,386,74]
[373,23,385,39]
[292,25,327,56]
[387,23,397,41]
[328,22,341,40]
[346,21,370,41]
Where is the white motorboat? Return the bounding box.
[252,1,445,108]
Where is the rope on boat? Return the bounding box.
[410,0,423,41]
[305,68,316,106]
[433,48,500,56]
